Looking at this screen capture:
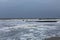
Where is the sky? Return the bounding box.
[0,0,60,18]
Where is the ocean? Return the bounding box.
[0,19,60,40]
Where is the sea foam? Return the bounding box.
[0,19,60,40]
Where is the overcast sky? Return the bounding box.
[0,0,60,18]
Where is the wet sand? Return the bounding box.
[45,37,60,40]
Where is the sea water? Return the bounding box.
[0,19,60,40]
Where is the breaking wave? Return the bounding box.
[0,19,60,40]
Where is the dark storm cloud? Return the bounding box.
[0,0,60,18]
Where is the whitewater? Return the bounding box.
[0,19,60,40]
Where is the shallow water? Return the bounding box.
[0,19,60,40]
